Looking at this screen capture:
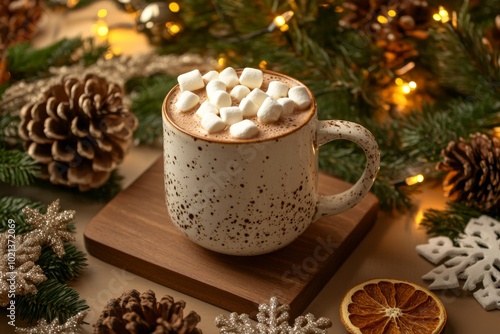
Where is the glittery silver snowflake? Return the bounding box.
[416,215,500,311]
[15,311,87,333]
[215,297,332,334]
[23,198,75,257]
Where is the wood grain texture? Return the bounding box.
[84,157,379,319]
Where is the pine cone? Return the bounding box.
[0,0,44,83]
[18,73,138,191]
[94,289,203,334]
[437,133,500,212]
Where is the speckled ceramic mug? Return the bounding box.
[162,70,380,256]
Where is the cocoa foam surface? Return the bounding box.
[164,71,315,143]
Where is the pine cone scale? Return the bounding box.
[437,132,500,213]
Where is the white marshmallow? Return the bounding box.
[267,81,289,99]
[239,68,263,89]
[195,101,219,118]
[230,85,251,102]
[239,98,258,117]
[278,97,295,117]
[218,67,239,88]
[177,69,205,92]
[230,120,259,139]
[201,113,226,133]
[220,107,243,125]
[175,91,199,112]
[257,97,283,123]
[288,86,311,110]
[206,80,227,96]
[246,88,268,107]
[202,70,219,82]
[209,90,232,108]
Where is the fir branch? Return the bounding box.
[400,98,500,161]
[421,201,500,241]
[127,74,177,145]
[0,196,44,234]
[37,243,88,283]
[426,1,500,98]
[6,37,108,81]
[0,148,40,187]
[0,112,21,147]
[16,279,89,325]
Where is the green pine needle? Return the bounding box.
[0,196,44,234]
[421,201,500,241]
[0,149,40,187]
[16,279,89,325]
[37,243,88,283]
[127,74,178,145]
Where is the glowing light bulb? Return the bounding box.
[274,15,286,27]
[402,84,411,94]
[169,2,180,12]
[405,174,424,186]
[272,11,294,30]
[433,13,441,21]
[434,6,449,23]
[97,24,109,37]
[409,81,417,89]
[387,9,397,17]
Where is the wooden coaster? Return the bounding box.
[84,157,378,319]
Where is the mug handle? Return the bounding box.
[313,120,380,221]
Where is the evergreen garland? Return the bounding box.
[0,197,88,324]
[16,279,89,325]
[0,149,40,187]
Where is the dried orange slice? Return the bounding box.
[340,278,447,334]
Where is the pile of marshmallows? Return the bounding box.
[174,67,312,139]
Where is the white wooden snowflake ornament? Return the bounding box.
[215,297,332,334]
[416,215,500,311]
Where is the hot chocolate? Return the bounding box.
[164,69,316,143]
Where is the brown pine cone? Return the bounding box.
[18,73,138,191]
[0,0,44,83]
[437,132,500,212]
[94,289,202,334]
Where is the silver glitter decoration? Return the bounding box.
[0,234,46,306]
[1,199,76,305]
[1,53,217,116]
[15,311,88,334]
[23,199,75,258]
[215,297,332,334]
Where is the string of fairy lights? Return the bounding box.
[82,1,460,187]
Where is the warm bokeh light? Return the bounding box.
[409,81,417,89]
[433,6,449,23]
[279,24,289,32]
[405,174,424,186]
[377,15,388,24]
[259,60,267,70]
[97,24,109,37]
[166,22,181,35]
[335,6,344,13]
[66,0,79,8]
[387,9,397,17]
[402,84,411,94]
[274,15,286,27]
[395,78,404,86]
[169,2,180,13]
[97,9,107,18]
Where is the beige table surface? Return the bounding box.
[2,1,499,333]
